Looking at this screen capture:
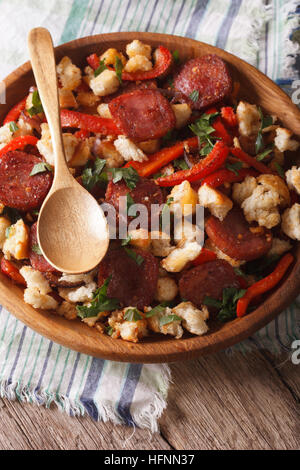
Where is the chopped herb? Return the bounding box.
[146,302,169,318]
[30,162,53,176]
[109,166,139,189]
[172,50,180,64]
[82,158,107,191]
[160,314,182,326]
[152,171,163,180]
[124,308,143,322]
[106,326,114,336]
[256,147,273,161]
[189,111,220,156]
[124,247,144,266]
[160,197,173,229]
[76,277,120,319]
[204,287,246,323]
[274,162,285,178]
[32,209,40,216]
[94,60,107,77]
[162,129,177,144]
[121,234,132,246]
[27,90,44,116]
[2,207,22,224]
[5,226,12,238]
[234,267,247,279]
[225,160,243,175]
[9,121,19,133]
[255,108,273,153]
[115,56,123,84]
[126,193,135,213]
[167,77,174,88]
[173,158,189,170]
[32,243,42,255]
[189,90,199,103]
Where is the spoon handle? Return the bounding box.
[28,28,71,185]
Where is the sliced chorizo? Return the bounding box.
[179,259,240,308]
[0,151,52,211]
[174,54,232,110]
[98,246,159,309]
[105,177,164,228]
[108,89,176,142]
[29,222,57,273]
[205,206,273,261]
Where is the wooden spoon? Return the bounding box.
[28,27,109,274]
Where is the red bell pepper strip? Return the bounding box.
[230,147,273,174]
[1,258,26,286]
[201,168,258,188]
[3,96,27,125]
[205,107,233,146]
[60,109,120,135]
[87,53,100,70]
[221,107,238,127]
[0,135,38,158]
[236,253,294,318]
[122,46,172,81]
[74,129,91,140]
[192,249,217,266]
[124,136,199,178]
[156,141,229,187]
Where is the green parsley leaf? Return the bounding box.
[124,308,143,322]
[255,108,273,153]
[160,314,182,326]
[173,158,189,170]
[126,193,135,213]
[115,56,123,84]
[167,77,174,88]
[189,90,199,102]
[203,296,222,309]
[82,158,107,191]
[234,267,247,279]
[27,90,44,116]
[9,121,19,133]
[225,160,243,175]
[76,277,120,319]
[124,247,144,266]
[145,302,170,318]
[256,147,273,161]
[94,60,107,77]
[106,326,114,336]
[172,50,180,64]
[204,287,246,323]
[30,162,53,176]
[121,234,132,246]
[274,162,285,178]
[32,243,42,255]
[162,129,177,145]
[189,111,219,154]
[160,197,173,229]
[109,166,139,189]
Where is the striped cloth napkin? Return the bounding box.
[0,0,299,432]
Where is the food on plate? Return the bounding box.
[0,39,298,343]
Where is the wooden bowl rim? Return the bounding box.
[1,31,300,363]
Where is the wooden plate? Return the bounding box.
[0,32,299,363]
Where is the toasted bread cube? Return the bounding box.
[281,204,300,241]
[128,228,151,250]
[161,239,202,272]
[97,103,112,119]
[58,89,78,108]
[138,139,161,154]
[126,40,152,59]
[171,104,192,129]
[169,181,198,216]
[3,219,29,260]
[274,127,300,152]
[124,55,152,73]
[100,48,126,67]
[37,123,79,166]
[0,217,11,249]
[155,276,178,302]
[236,101,261,137]
[147,306,183,339]
[57,56,82,91]
[172,301,209,336]
[114,135,148,162]
[89,69,119,97]
[198,185,233,221]
[286,166,300,195]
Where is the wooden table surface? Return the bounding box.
[0,348,299,450]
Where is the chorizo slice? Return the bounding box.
[205,206,273,261]
[105,176,164,228]
[174,54,232,110]
[29,222,57,273]
[98,246,159,309]
[108,89,176,142]
[0,151,52,211]
[179,259,240,308]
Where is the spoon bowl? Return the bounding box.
[28,27,109,273]
[37,186,109,273]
